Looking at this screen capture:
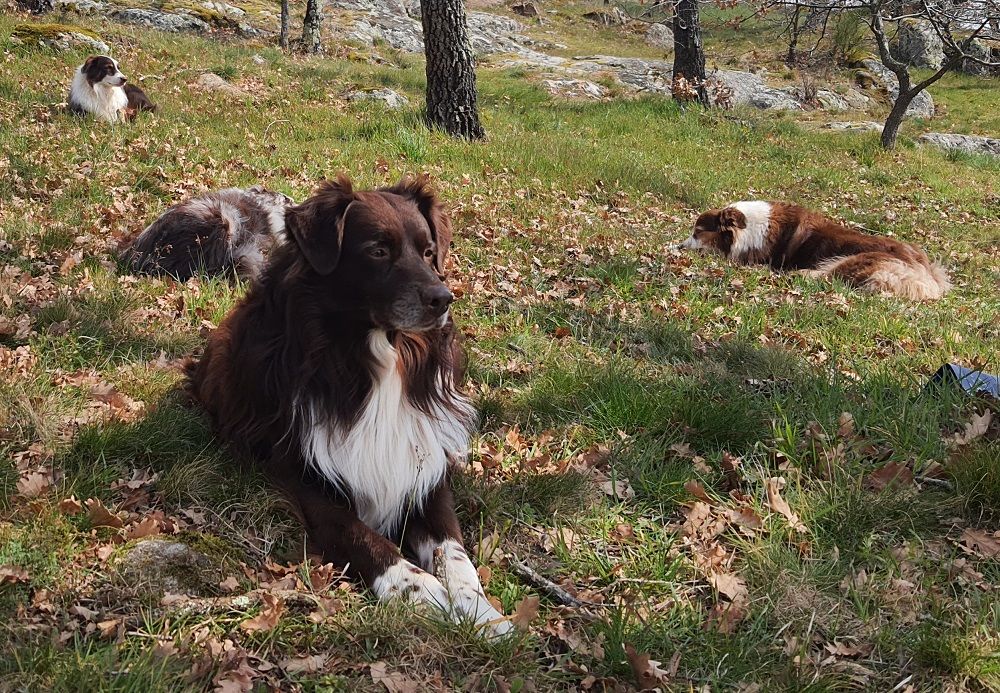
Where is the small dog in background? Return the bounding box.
[121,186,294,280]
[68,55,156,123]
[681,201,951,300]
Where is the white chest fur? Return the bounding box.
[301,330,475,535]
[70,71,128,124]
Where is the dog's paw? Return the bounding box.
[452,589,514,638]
[372,559,450,610]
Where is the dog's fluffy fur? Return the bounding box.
[121,186,293,280]
[69,55,156,123]
[681,201,951,300]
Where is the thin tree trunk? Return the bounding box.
[279,0,290,49]
[879,94,910,149]
[672,0,708,105]
[786,4,802,67]
[302,0,323,54]
[421,0,485,140]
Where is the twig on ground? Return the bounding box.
[509,556,604,609]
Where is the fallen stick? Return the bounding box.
[509,557,604,609]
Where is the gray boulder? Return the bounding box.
[10,23,109,52]
[116,539,222,598]
[542,78,607,99]
[511,2,539,18]
[891,19,945,69]
[645,23,673,50]
[112,8,210,32]
[712,70,801,110]
[345,87,410,108]
[581,7,628,26]
[194,72,250,98]
[920,132,1000,158]
[823,121,884,132]
[53,0,107,14]
[859,59,934,117]
[958,39,1000,76]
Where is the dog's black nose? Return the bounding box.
[423,285,454,316]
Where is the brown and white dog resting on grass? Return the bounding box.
[680,201,951,300]
[186,174,512,637]
[68,55,156,124]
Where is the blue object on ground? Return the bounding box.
[928,363,1000,400]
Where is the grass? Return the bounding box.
[1,7,999,692]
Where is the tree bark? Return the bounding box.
[279,0,290,49]
[421,0,486,140]
[302,0,323,54]
[785,4,803,67]
[17,0,53,12]
[672,0,708,105]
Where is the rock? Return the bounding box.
[54,0,108,14]
[10,22,109,52]
[823,121,884,132]
[345,87,410,108]
[510,1,538,18]
[712,70,801,110]
[193,72,250,98]
[920,132,1000,158]
[542,78,607,99]
[859,59,934,118]
[958,39,1000,76]
[581,7,628,26]
[251,53,266,65]
[111,8,210,33]
[891,19,944,69]
[116,539,221,598]
[645,22,672,50]
[201,0,246,19]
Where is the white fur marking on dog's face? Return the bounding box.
[102,59,127,87]
[301,330,476,536]
[679,234,704,250]
[729,201,772,258]
[414,538,513,637]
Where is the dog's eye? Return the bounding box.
[423,247,435,260]
[368,246,389,259]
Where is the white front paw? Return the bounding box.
[372,559,450,610]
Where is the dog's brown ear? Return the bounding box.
[718,206,745,232]
[285,175,355,275]
[386,174,453,276]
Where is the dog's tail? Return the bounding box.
[809,253,951,301]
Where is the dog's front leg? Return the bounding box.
[402,478,514,637]
[273,471,450,610]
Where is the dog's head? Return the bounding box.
[246,185,295,208]
[80,55,127,88]
[283,174,455,332]
[679,206,746,256]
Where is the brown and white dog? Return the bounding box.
[68,55,156,124]
[680,201,951,300]
[121,186,293,280]
[186,174,512,637]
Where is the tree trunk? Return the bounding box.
[785,4,802,67]
[279,0,290,49]
[421,0,485,140]
[672,0,708,105]
[880,93,911,149]
[302,0,323,54]
[17,0,53,12]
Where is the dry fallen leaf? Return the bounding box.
[239,593,285,632]
[0,565,30,584]
[125,517,162,540]
[510,595,540,631]
[281,654,327,674]
[865,461,914,492]
[709,571,748,604]
[58,496,83,514]
[765,477,807,533]
[960,528,1000,558]
[16,471,52,498]
[624,643,671,690]
[951,410,992,447]
[219,576,240,593]
[370,661,420,693]
[97,618,120,640]
[598,474,635,500]
[727,506,763,531]
[86,498,124,529]
[837,412,856,438]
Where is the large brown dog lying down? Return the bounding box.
[186,174,512,637]
[681,201,950,300]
